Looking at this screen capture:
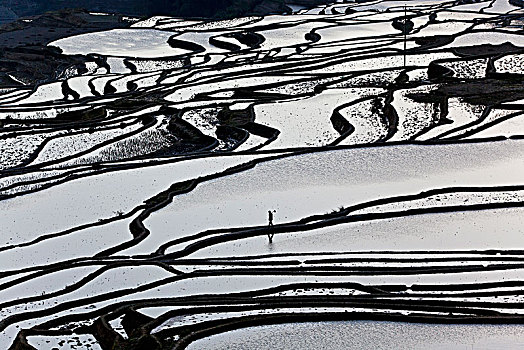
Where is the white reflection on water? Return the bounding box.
[189,321,524,350]
[49,29,190,58]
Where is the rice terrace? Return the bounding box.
[2,0,524,348]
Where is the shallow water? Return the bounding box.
[155,140,524,256]
[189,321,524,350]
[49,29,190,58]
[3,0,524,348]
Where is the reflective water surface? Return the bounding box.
[189,321,524,350]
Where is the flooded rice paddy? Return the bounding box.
[2,0,524,348]
[189,321,524,350]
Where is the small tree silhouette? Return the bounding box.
[392,6,414,69]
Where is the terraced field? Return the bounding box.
[2,0,524,349]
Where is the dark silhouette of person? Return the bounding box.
[267,210,274,243]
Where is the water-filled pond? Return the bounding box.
[189,320,524,350]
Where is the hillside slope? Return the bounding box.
[3,0,327,20]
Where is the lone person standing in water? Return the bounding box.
[268,210,274,227]
[267,210,275,243]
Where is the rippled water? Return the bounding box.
[3,0,524,348]
[189,321,524,350]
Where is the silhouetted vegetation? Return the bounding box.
[6,0,287,19]
[153,0,266,17]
